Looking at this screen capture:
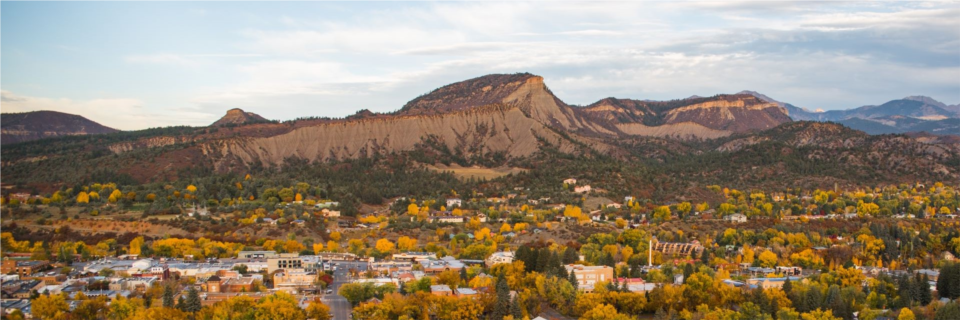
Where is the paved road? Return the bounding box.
[322,260,369,320]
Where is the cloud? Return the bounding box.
[0,90,215,130]
[124,53,263,66]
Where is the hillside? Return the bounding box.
[211,108,270,126]
[0,111,119,145]
[1,74,957,193]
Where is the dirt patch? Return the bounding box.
[427,164,528,180]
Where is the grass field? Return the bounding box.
[427,164,527,180]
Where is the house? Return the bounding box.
[563,178,577,185]
[485,251,515,267]
[476,213,488,223]
[724,213,747,223]
[574,185,592,194]
[262,218,276,225]
[624,196,634,203]
[445,198,462,208]
[391,252,437,262]
[291,219,306,227]
[430,285,454,296]
[321,208,341,218]
[429,214,464,224]
[607,203,622,209]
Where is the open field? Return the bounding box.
[426,164,528,180]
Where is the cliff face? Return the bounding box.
[201,105,606,170]
[211,108,269,126]
[584,94,791,138]
[0,111,119,145]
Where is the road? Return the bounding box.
[322,260,369,320]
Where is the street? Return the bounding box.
[322,260,369,320]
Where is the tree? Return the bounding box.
[375,238,396,253]
[934,301,960,320]
[162,285,175,308]
[185,287,201,312]
[255,292,307,320]
[758,250,778,268]
[490,275,511,320]
[937,263,960,300]
[32,294,69,320]
[510,295,523,319]
[129,236,144,256]
[898,308,916,320]
[306,299,332,320]
[653,206,672,222]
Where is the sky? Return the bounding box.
[2,1,959,130]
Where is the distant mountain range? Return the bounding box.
[740,91,960,136]
[0,111,119,145]
[2,73,958,189]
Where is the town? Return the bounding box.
[2,177,959,320]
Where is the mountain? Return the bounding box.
[739,92,960,135]
[0,111,119,145]
[2,73,957,190]
[211,108,270,126]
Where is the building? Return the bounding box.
[745,277,802,289]
[724,213,747,223]
[564,264,614,290]
[574,185,592,194]
[321,208,340,218]
[563,178,577,185]
[391,252,437,262]
[273,270,317,293]
[237,251,281,259]
[430,285,454,296]
[2,261,50,278]
[429,214,464,224]
[444,198,462,208]
[651,239,704,257]
[420,256,466,275]
[267,256,305,273]
[485,251,515,267]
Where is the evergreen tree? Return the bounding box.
[782,277,793,295]
[700,249,710,265]
[162,285,174,308]
[937,263,960,300]
[918,274,932,305]
[562,247,579,264]
[547,251,562,277]
[682,264,694,284]
[460,267,468,281]
[490,275,510,320]
[175,296,186,311]
[568,270,579,289]
[510,296,523,319]
[185,287,201,312]
[535,248,550,273]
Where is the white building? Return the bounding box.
[574,185,592,194]
[485,251,515,267]
[563,178,577,185]
[724,213,747,223]
[445,198,462,208]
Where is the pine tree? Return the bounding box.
[185,287,201,312]
[490,275,510,320]
[460,267,468,281]
[568,270,579,290]
[934,301,960,320]
[562,247,579,264]
[782,277,793,295]
[535,248,550,273]
[547,251,562,277]
[175,296,186,311]
[700,249,710,265]
[509,295,523,319]
[917,273,932,306]
[162,285,174,308]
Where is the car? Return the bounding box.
[326,289,333,294]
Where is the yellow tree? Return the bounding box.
[375,239,396,253]
[295,193,303,202]
[313,243,324,254]
[397,236,417,251]
[129,237,144,256]
[474,228,491,241]
[32,293,69,320]
[758,251,778,268]
[306,299,332,320]
[108,189,123,203]
[76,191,90,204]
[329,232,342,242]
[500,223,512,234]
[407,203,420,216]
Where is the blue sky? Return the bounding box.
[2,1,958,130]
